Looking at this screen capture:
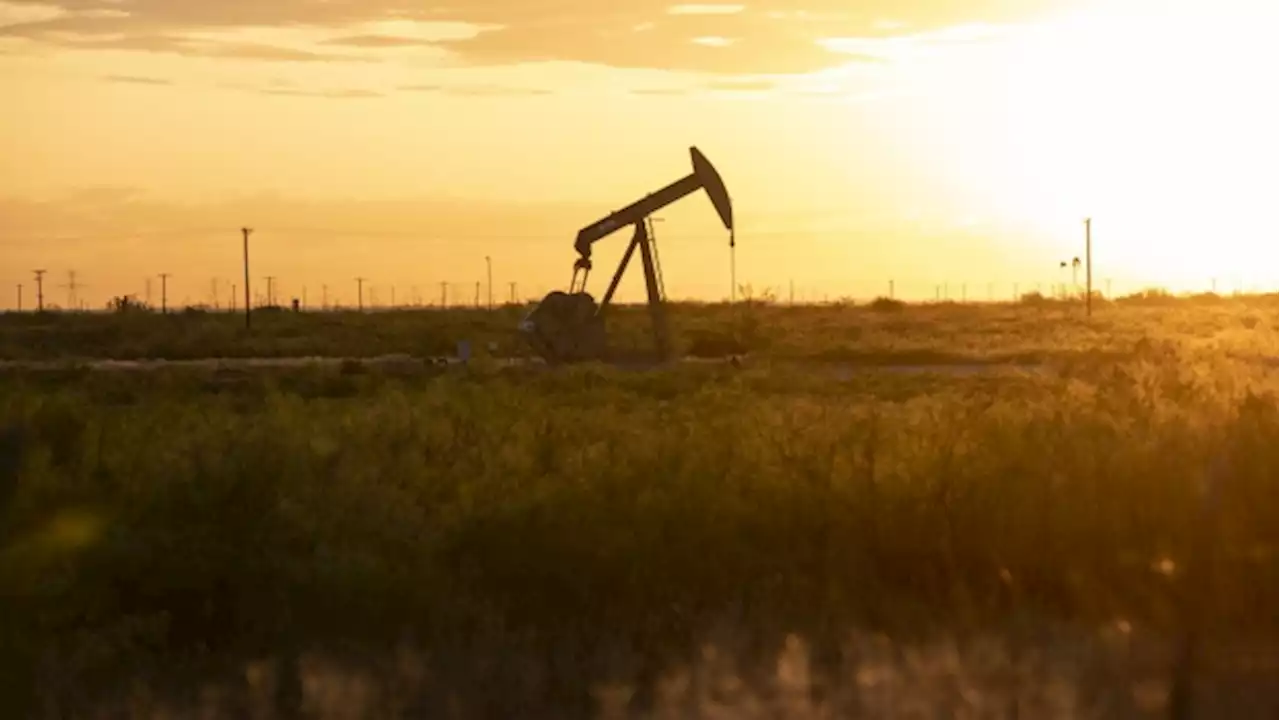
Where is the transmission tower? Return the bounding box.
[158,273,171,313]
[62,270,81,310]
[32,269,46,312]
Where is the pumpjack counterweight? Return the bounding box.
[519,146,735,364]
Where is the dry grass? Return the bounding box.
[0,293,1274,365]
[0,300,1275,717]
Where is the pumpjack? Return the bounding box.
[519,146,735,363]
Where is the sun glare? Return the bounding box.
[882,1,1279,289]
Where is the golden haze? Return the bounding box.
[1,0,1276,307]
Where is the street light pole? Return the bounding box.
[1085,218,1093,317]
[242,227,253,329]
[485,256,493,310]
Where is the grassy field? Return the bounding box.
[0,298,1276,718]
[0,292,1276,365]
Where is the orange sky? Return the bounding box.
[2,0,1277,308]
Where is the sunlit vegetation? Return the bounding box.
[0,292,1276,365]
[1,320,1276,715]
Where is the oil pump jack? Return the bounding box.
[519,146,735,363]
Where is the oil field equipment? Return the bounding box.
[519,146,735,363]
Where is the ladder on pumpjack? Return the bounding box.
[518,146,734,365]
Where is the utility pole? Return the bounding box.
[16,284,22,312]
[322,284,329,309]
[355,277,366,311]
[1084,217,1093,317]
[158,273,170,314]
[64,270,80,309]
[509,281,517,304]
[485,256,493,310]
[242,227,253,330]
[33,269,46,312]
[264,276,276,308]
[474,281,480,308]
[889,279,894,299]
[440,281,447,308]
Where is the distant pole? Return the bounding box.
[65,270,79,309]
[355,277,366,311]
[790,279,795,305]
[16,284,22,312]
[509,281,517,304]
[264,276,276,307]
[440,281,447,308]
[1084,218,1092,316]
[486,256,493,310]
[474,281,480,308]
[159,273,170,314]
[322,284,329,309]
[242,227,253,329]
[888,279,894,299]
[33,269,46,312]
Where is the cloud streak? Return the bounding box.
[1,0,1053,74]
[399,84,554,97]
[259,87,383,99]
[101,73,171,85]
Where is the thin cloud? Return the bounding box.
[1,0,1064,74]
[704,78,776,92]
[629,88,689,96]
[667,4,745,15]
[6,28,378,63]
[101,73,171,85]
[319,34,436,48]
[399,84,554,96]
[259,88,384,99]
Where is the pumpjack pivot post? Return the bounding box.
[520,146,735,365]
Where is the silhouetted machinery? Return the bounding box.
[519,147,735,363]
